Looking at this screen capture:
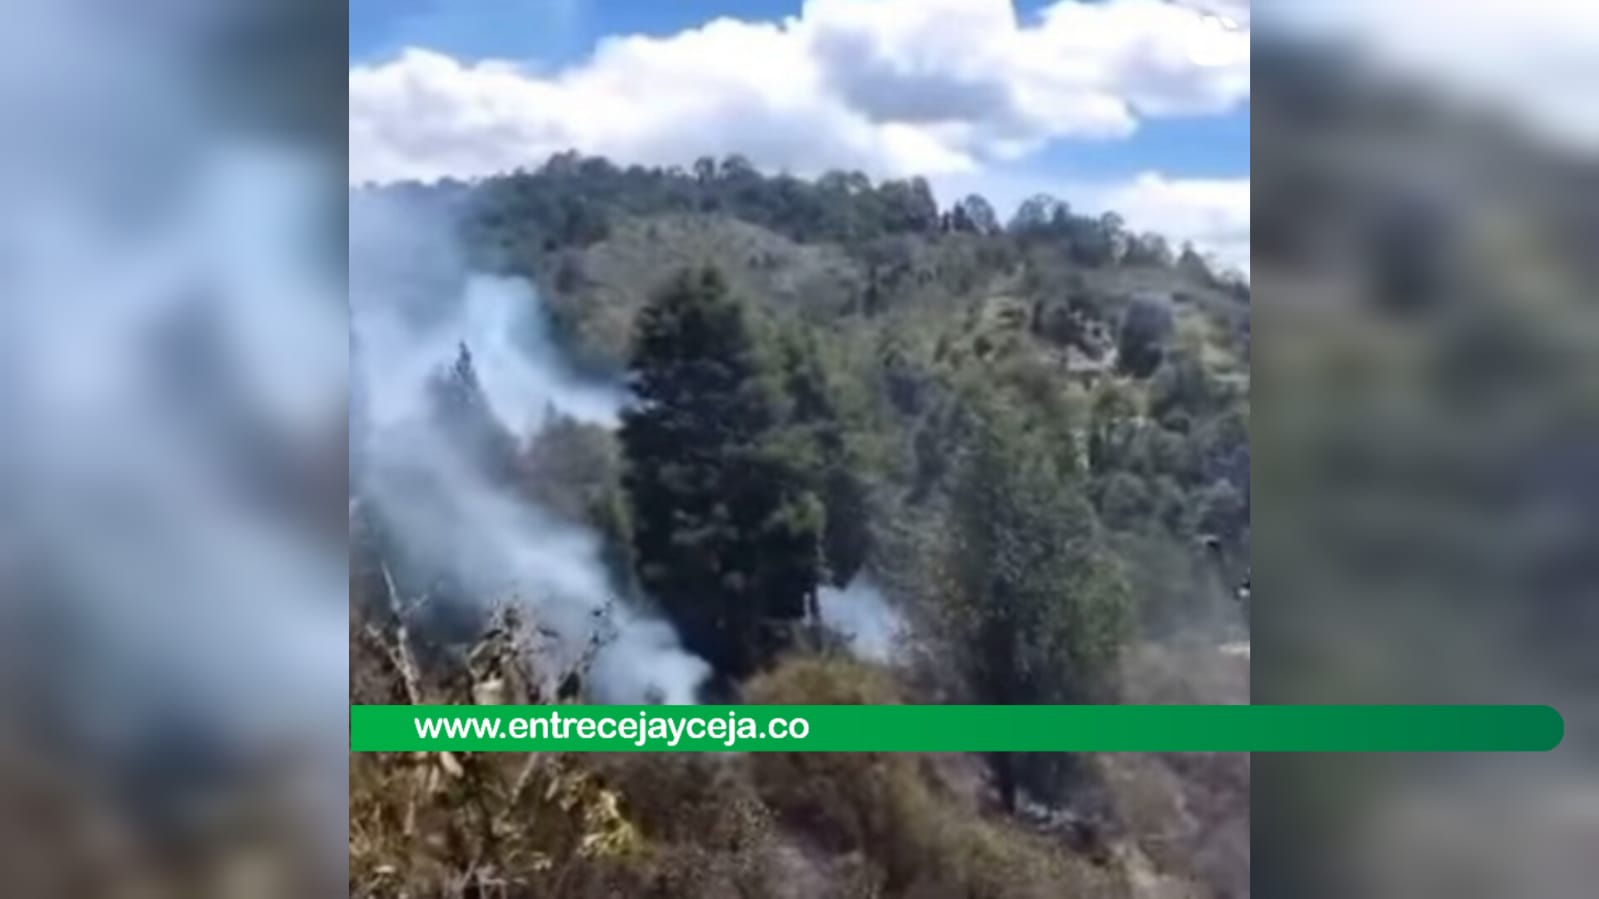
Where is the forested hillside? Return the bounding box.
[350,153,1250,899]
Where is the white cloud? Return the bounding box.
[349,0,1249,184]
[1099,171,1250,274]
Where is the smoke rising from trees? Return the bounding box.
[350,196,710,704]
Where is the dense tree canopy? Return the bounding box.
[620,268,823,678]
[355,150,1233,289]
[1116,295,1175,379]
[355,150,1251,679]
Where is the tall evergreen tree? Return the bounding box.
[428,342,517,482]
[620,267,822,678]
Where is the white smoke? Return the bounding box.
[349,199,709,704]
[818,576,905,664]
[458,276,624,430]
[0,137,349,858]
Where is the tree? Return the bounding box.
[1009,194,1064,236]
[1088,383,1141,475]
[1097,211,1129,264]
[774,329,875,587]
[1048,203,1073,236]
[1149,347,1232,425]
[1116,295,1174,379]
[876,177,940,234]
[620,268,823,679]
[1031,299,1081,349]
[954,194,999,234]
[1177,241,1217,286]
[428,342,517,481]
[1190,479,1246,549]
[553,251,586,293]
[939,397,1133,809]
[1098,211,1125,241]
[1124,231,1174,267]
[1096,471,1154,532]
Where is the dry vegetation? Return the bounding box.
[350,588,1244,899]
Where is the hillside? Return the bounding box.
[350,154,1250,899]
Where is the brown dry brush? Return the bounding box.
[349,554,1237,898]
[349,566,640,899]
[350,581,1139,899]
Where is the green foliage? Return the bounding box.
[1116,296,1175,379]
[1095,471,1155,533]
[450,151,947,266]
[620,267,823,678]
[1122,231,1174,267]
[1149,346,1236,425]
[943,398,1134,706]
[1189,479,1247,548]
[770,327,880,587]
[1005,195,1167,270]
[1088,383,1140,475]
[936,397,1133,808]
[951,193,1000,234]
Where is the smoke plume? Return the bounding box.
[818,576,906,665]
[349,195,709,704]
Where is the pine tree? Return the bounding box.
[428,342,517,481]
[620,267,822,678]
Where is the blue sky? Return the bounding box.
[349,0,1250,268]
[352,0,1072,65]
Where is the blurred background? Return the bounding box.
[1253,1,1599,897]
[0,0,345,895]
[1,0,1595,896]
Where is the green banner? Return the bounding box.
[350,704,1563,753]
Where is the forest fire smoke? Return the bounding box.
[349,195,709,704]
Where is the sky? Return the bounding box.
[348,0,1250,271]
